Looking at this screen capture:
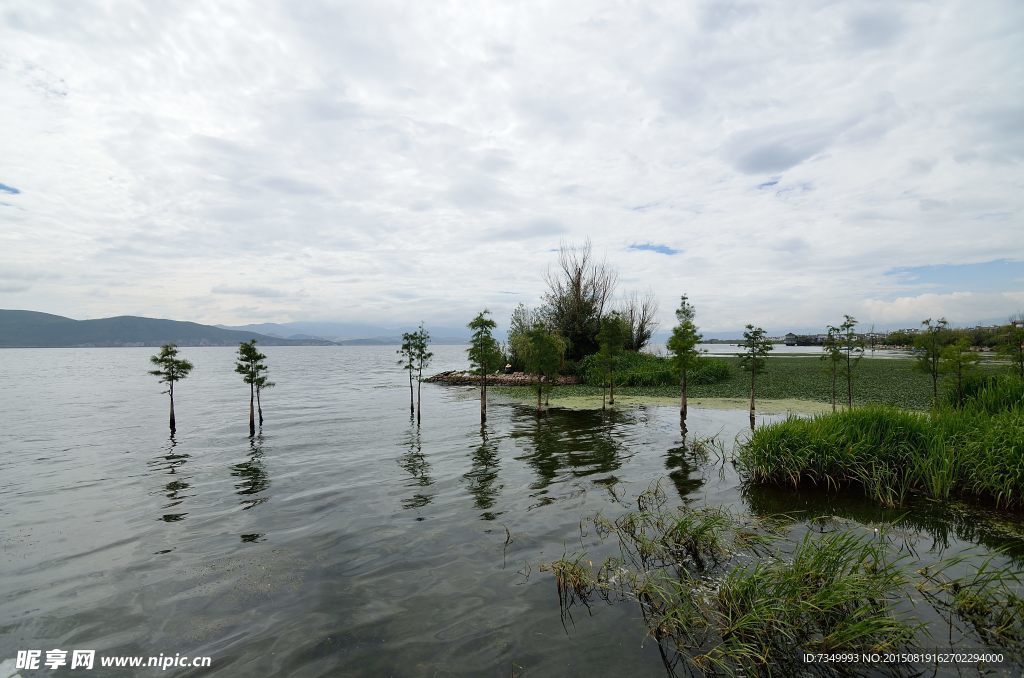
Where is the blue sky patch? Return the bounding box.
[629,242,681,255]
[885,259,1024,293]
[0,182,21,195]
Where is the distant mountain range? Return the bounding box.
[0,310,336,348]
[216,321,472,345]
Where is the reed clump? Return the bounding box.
[542,486,921,674]
[738,376,1024,508]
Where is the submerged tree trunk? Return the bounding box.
[408,371,414,416]
[680,369,688,422]
[417,366,423,425]
[480,370,488,423]
[169,382,176,434]
[749,370,756,431]
[249,382,255,436]
[256,387,264,426]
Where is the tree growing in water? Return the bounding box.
[398,331,418,416]
[514,321,566,413]
[596,311,628,408]
[235,340,272,435]
[666,294,702,424]
[149,343,193,434]
[838,315,864,409]
[739,325,773,430]
[915,318,949,406]
[467,311,501,423]
[412,323,432,424]
[821,325,842,413]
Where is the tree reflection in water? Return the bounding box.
[464,425,503,520]
[231,434,270,510]
[510,407,630,497]
[664,425,706,502]
[397,424,434,511]
[149,433,192,523]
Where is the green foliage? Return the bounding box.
[739,383,1024,508]
[915,317,950,404]
[885,329,916,347]
[595,311,628,387]
[514,322,566,407]
[667,294,702,383]
[940,337,979,404]
[235,339,272,389]
[1000,316,1024,379]
[540,240,617,362]
[738,324,772,374]
[467,310,500,376]
[148,343,193,386]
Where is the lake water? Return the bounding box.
[1,346,1022,676]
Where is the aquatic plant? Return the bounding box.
[543,490,920,675]
[738,400,1024,509]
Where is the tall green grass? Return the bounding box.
[739,376,1024,508]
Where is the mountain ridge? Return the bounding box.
[0,310,336,348]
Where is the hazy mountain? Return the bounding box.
[219,321,472,344]
[0,310,336,348]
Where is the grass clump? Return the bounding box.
[738,378,1024,509]
[542,485,921,675]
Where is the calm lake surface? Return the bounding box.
[1,346,1022,676]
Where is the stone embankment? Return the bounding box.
[425,371,582,386]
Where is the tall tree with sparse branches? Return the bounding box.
[739,325,773,430]
[621,289,659,352]
[821,325,842,413]
[398,331,417,416]
[149,343,193,434]
[666,294,702,424]
[467,311,501,423]
[838,315,864,409]
[413,322,432,424]
[541,239,617,362]
[915,318,949,406]
[235,339,272,435]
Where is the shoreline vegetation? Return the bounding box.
[430,354,1009,411]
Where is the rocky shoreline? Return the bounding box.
[424,370,582,386]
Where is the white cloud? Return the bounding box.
[0,0,1022,332]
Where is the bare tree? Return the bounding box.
[621,289,660,351]
[541,239,617,362]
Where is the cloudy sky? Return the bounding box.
[1,0,1022,333]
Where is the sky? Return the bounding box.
[1,0,1022,334]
